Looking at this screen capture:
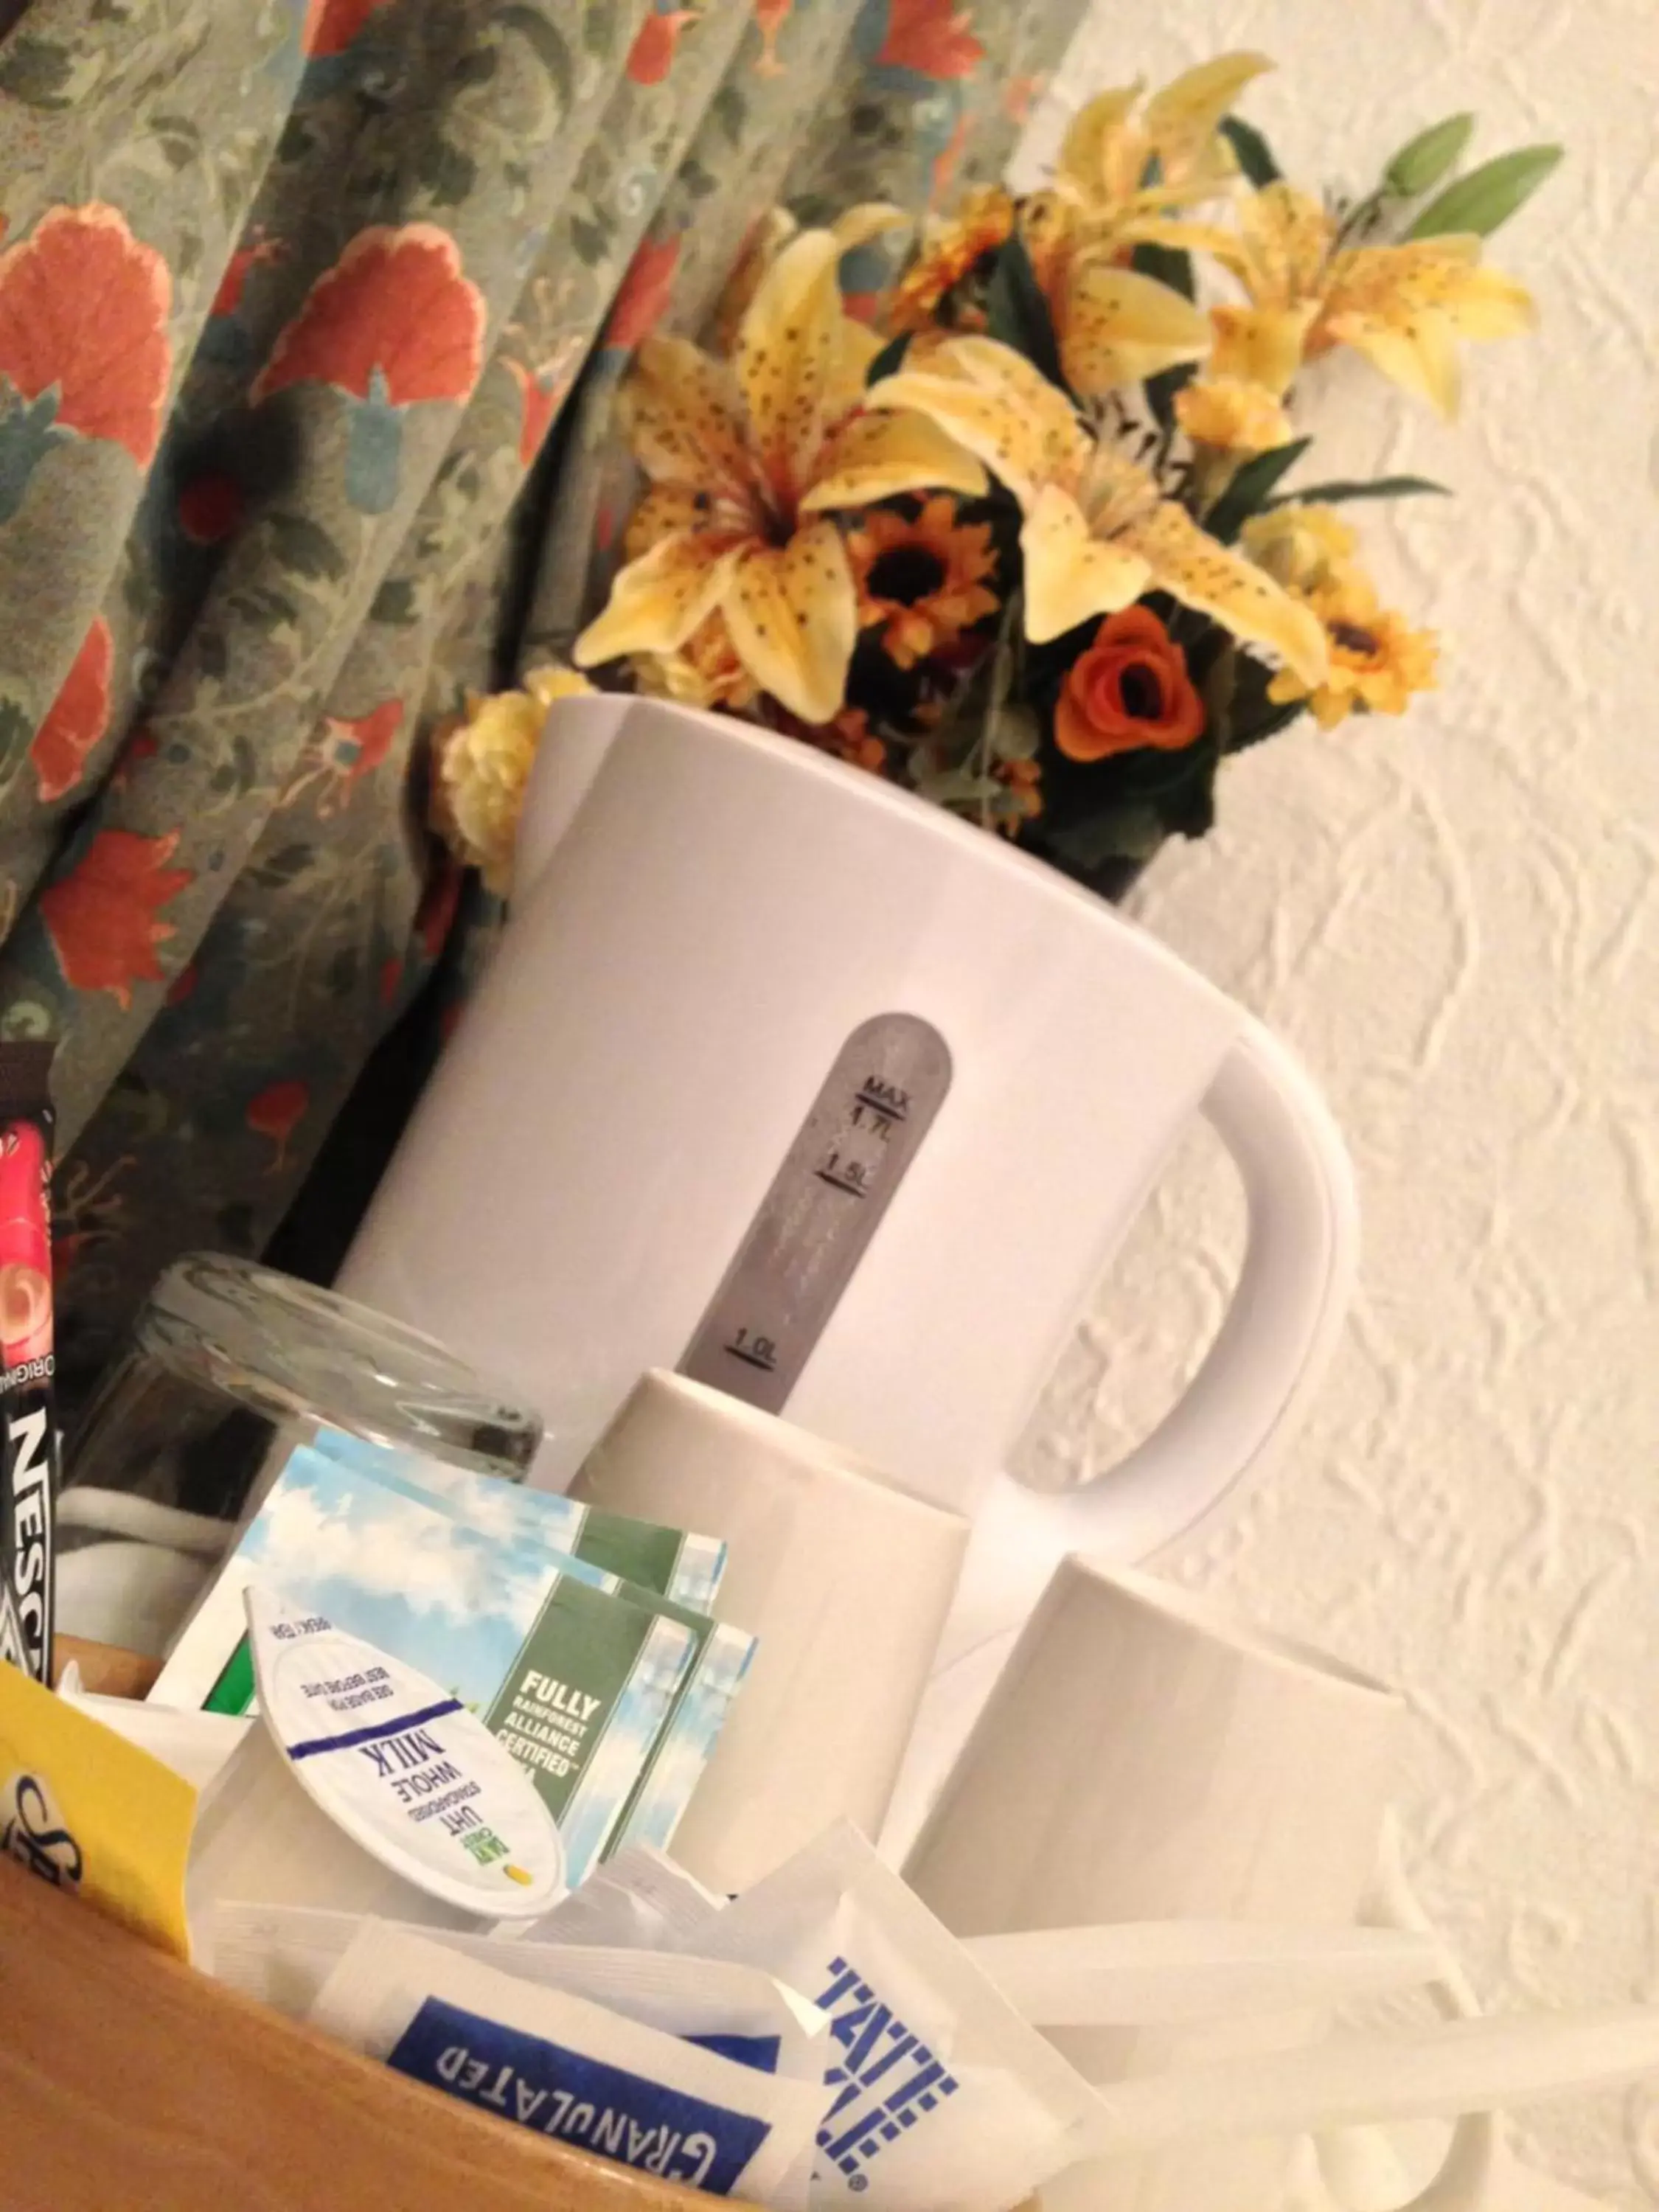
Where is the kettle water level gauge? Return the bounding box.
[678,1013,953,1413]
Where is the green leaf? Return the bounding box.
[711,83,745,144]
[990,703,1040,762]
[1219,114,1280,186]
[1200,638,1238,748]
[1382,112,1475,198]
[0,388,66,515]
[210,732,259,796]
[1228,695,1307,754]
[1265,474,1451,508]
[1405,144,1562,238]
[0,700,32,790]
[866,332,911,386]
[153,112,204,170]
[226,584,299,633]
[1144,360,1196,432]
[1043,800,1169,871]
[984,232,1065,391]
[1130,240,1194,302]
[1203,437,1313,543]
[498,3,574,110]
[0,38,75,108]
[417,138,478,207]
[916,768,1004,805]
[251,843,313,890]
[268,513,347,582]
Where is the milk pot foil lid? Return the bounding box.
[247,1586,566,1919]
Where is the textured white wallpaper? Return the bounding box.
[1015,3,1659,2200]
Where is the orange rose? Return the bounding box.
[1053,608,1204,763]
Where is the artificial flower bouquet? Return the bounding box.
[437,58,1557,900]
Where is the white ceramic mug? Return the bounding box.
[901,1557,1492,2212]
[570,1370,969,1891]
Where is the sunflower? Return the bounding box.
[1268,568,1438,728]
[890,187,1018,335]
[847,495,1000,669]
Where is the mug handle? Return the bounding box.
[1288,2118,1503,2212]
[958,1014,1357,1627]
[1312,1818,1503,2212]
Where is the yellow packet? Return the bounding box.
[0,1660,195,1957]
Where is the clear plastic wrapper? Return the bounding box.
[533,1843,726,1950]
[206,1899,827,2083]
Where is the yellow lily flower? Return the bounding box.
[1014,55,1265,403]
[574,227,986,723]
[1046,52,1273,236]
[1048,258,1211,400]
[866,335,1328,683]
[1138,181,1536,416]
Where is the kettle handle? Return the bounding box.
[954,1018,1356,1644]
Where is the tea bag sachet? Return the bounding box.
[153,1445,709,1881]
[311,1426,728,1610]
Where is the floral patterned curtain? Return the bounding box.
[0,0,1087,1407]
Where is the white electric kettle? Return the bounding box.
[341,694,1357,1660]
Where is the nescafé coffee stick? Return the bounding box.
[0,1041,57,1683]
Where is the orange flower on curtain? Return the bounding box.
[251,224,487,513]
[627,7,702,86]
[302,0,393,58]
[506,334,590,468]
[30,617,113,804]
[0,205,172,521]
[603,235,683,352]
[874,0,985,79]
[39,830,194,1009]
[246,1079,310,1172]
[285,697,405,816]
